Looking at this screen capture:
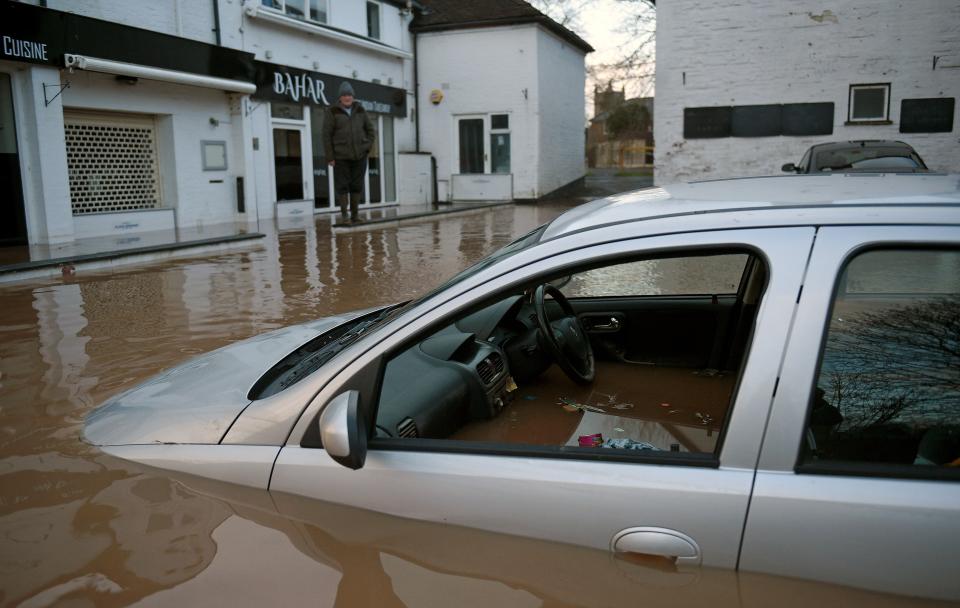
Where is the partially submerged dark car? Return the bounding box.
[782,140,928,174]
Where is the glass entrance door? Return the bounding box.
[273,127,308,201]
[457,117,486,174]
[0,72,27,245]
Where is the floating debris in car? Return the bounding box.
[578,433,603,447]
[668,409,681,415]
[611,402,634,410]
[659,402,671,408]
[614,427,626,433]
[694,412,713,425]
[602,438,659,451]
[558,397,604,413]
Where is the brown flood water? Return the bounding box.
[0,205,947,607]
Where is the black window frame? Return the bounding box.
[356,245,768,468]
[795,244,960,483]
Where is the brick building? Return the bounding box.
[654,0,959,184]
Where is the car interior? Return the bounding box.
[371,251,767,458]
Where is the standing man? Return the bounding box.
[322,81,375,224]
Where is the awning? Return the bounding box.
[64,54,256,94]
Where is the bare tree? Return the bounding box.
[589,0,657,98]
[528,0,657,102]
[821,296,960,432]
[527,0,594,31]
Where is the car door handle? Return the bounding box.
[592,317,620,331]
[611,527,701,566]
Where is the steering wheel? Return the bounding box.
[533,284,595,384]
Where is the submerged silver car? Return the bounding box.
[86,173,960,601]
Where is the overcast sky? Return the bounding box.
[575,0,656,116]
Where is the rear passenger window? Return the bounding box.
[800,249,960,474]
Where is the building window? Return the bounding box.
[262,0,327,24]
[848,84,890,123]
[367,2,381,39]
[490,114,510,174]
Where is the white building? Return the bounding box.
[654,0,960,184]
[414,0,592,201]
[0,0,589,250]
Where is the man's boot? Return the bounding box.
[337,193,350,224]
[350,192,362,223]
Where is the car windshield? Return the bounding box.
[405,223,548,306]
[813,148,920,172]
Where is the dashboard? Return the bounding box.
[375,294,550,439]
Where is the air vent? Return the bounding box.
[397,417,418,438]
[476,352,505,385]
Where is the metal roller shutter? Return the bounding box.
[63,111,162,215]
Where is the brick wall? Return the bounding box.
[655,0,960,185]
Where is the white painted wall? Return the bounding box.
[418,24,587,201]
[233,5,408,87]
[41,0,217,44]
[417,26,540,199]
[655,0,960,185]
[61,70,243,229]
[397,152,432,205]
[536,26,587,196]
[7,63,75,244]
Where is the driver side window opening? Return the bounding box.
[371,249,766,462]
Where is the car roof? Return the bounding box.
[809,140,916,152]
[542,173,960,240]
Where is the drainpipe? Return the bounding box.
[212,0,222,45]
[413,31,420,152]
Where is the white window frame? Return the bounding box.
[366,1,382,40]
[261,0,328,25]
[489,113,511,175]
[847,83,890,123]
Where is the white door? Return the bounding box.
[271,227,816,569]
[742,226,960,601]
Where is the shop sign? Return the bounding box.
[254,61,406,117]
[2,36,49,62]
[0,2,255,80]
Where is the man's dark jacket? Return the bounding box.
[322,102,375,161]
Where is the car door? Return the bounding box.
[563,254,753,369]
[741,226,960,601]
[270,227,815,569]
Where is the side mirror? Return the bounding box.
[781,162,797,173]
[318,390,368,470]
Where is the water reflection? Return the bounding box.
[0,206,562,606]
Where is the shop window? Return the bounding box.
[847,84,890,123]
[367,2,381,39]
[490,114,510,175]
[800,249,960,476]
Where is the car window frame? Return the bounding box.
[753,225,960,479]
[366,246,760,469]
[286,227,816,473]
[795,243,960,482]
